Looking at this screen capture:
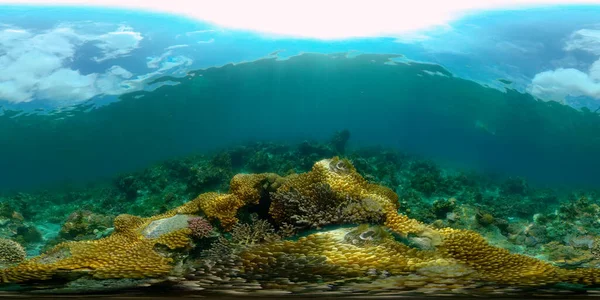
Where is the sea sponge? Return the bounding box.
[0,239,26,264]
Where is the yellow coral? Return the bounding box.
[438,228,561,285]
[269,157,403,228]
[180,173,276,230]
[229,173,274,204]
[237,228,444,278]
[1,210,193,283]
[186,193,244,230]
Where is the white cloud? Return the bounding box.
[156,55,192,73]
[197,38,214,44]
[0,26,83,103]
[145,52,193,73]
[92,25,143,62]
[106,65,133,79]
[564,29,600,55]
[147,50,172,69]
[529,68,600,102]
[175,29,219,39]
[165,44,189,50]
[529,28,600,102]
[496,41,543,54]
[422,70,449,77]
[185,29,217,36]
[36,69,98,104]
[0,23,186,106]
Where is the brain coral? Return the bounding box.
[0,239,26,265]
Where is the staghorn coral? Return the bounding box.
[228,218,280,247]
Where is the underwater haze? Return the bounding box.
[3,2,600,298]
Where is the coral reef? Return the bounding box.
[5,134,600,295]
[5,157,600,295]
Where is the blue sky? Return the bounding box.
[2,2,600,110]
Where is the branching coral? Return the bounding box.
[269,157,397,230]
[199,217,282,281]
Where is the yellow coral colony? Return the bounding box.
[2,212,194,282]
[178,173,276,230]
[3,157,600,288]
